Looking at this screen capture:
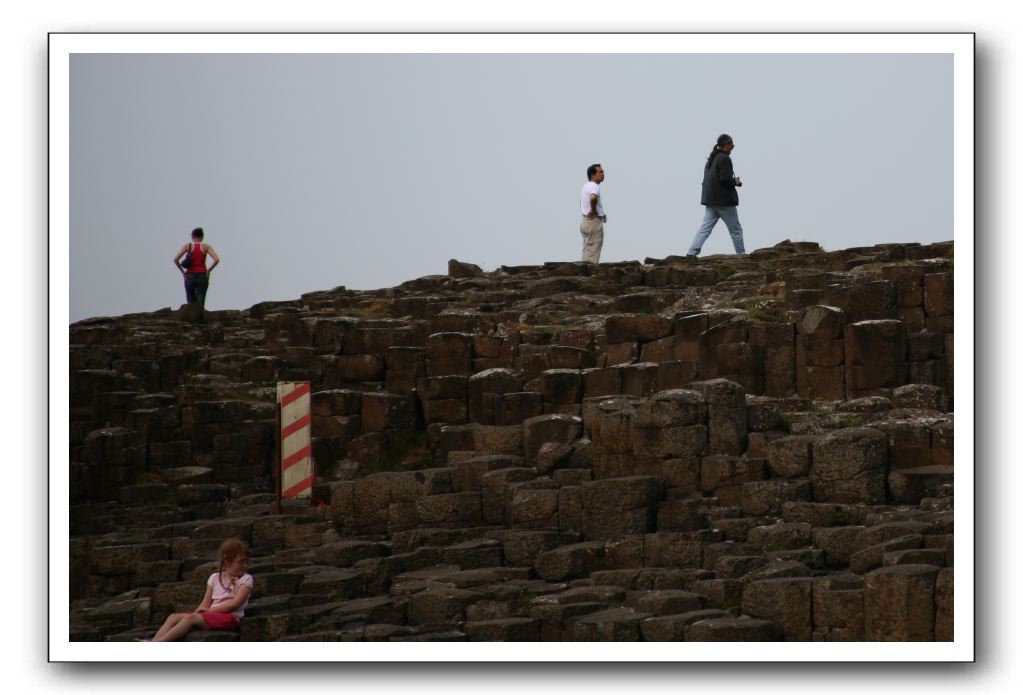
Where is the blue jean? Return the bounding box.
[184,272,209,307]
[687,205,745,256]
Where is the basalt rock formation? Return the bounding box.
[69,239,955,642]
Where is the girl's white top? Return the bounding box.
[206,571,254,619]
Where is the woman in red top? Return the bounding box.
[173,227,220,308]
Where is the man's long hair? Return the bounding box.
[705,134,733,169]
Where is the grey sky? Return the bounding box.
[69,52,952,322]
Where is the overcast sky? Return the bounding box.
[69,52,952,322]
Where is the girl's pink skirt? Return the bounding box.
[197,611,239,631]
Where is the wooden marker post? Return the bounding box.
[276,381,314,507]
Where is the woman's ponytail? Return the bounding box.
[705,133,733,169]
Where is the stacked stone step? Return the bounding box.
[71,382,954,641]
[70,306,283,508]
[327,380,949,642]
[74,526,952,642]
[70,243,955,508]
[69,240,955,642]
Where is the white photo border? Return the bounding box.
[50,31,974,663]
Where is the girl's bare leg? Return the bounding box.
[153,613,205,642]
[152,613,186,640]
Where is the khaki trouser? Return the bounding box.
[580,216,604,264]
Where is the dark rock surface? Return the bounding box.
[69,239,954,641]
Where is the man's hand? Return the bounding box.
[734,176,743,187]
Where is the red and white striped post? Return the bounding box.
[276,381,314,506]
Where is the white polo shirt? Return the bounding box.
[580,181,604,217]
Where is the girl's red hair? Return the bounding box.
[219,537,249,569]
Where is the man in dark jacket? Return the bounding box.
[686,134,746,256]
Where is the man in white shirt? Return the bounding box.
[579,163,606,264]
